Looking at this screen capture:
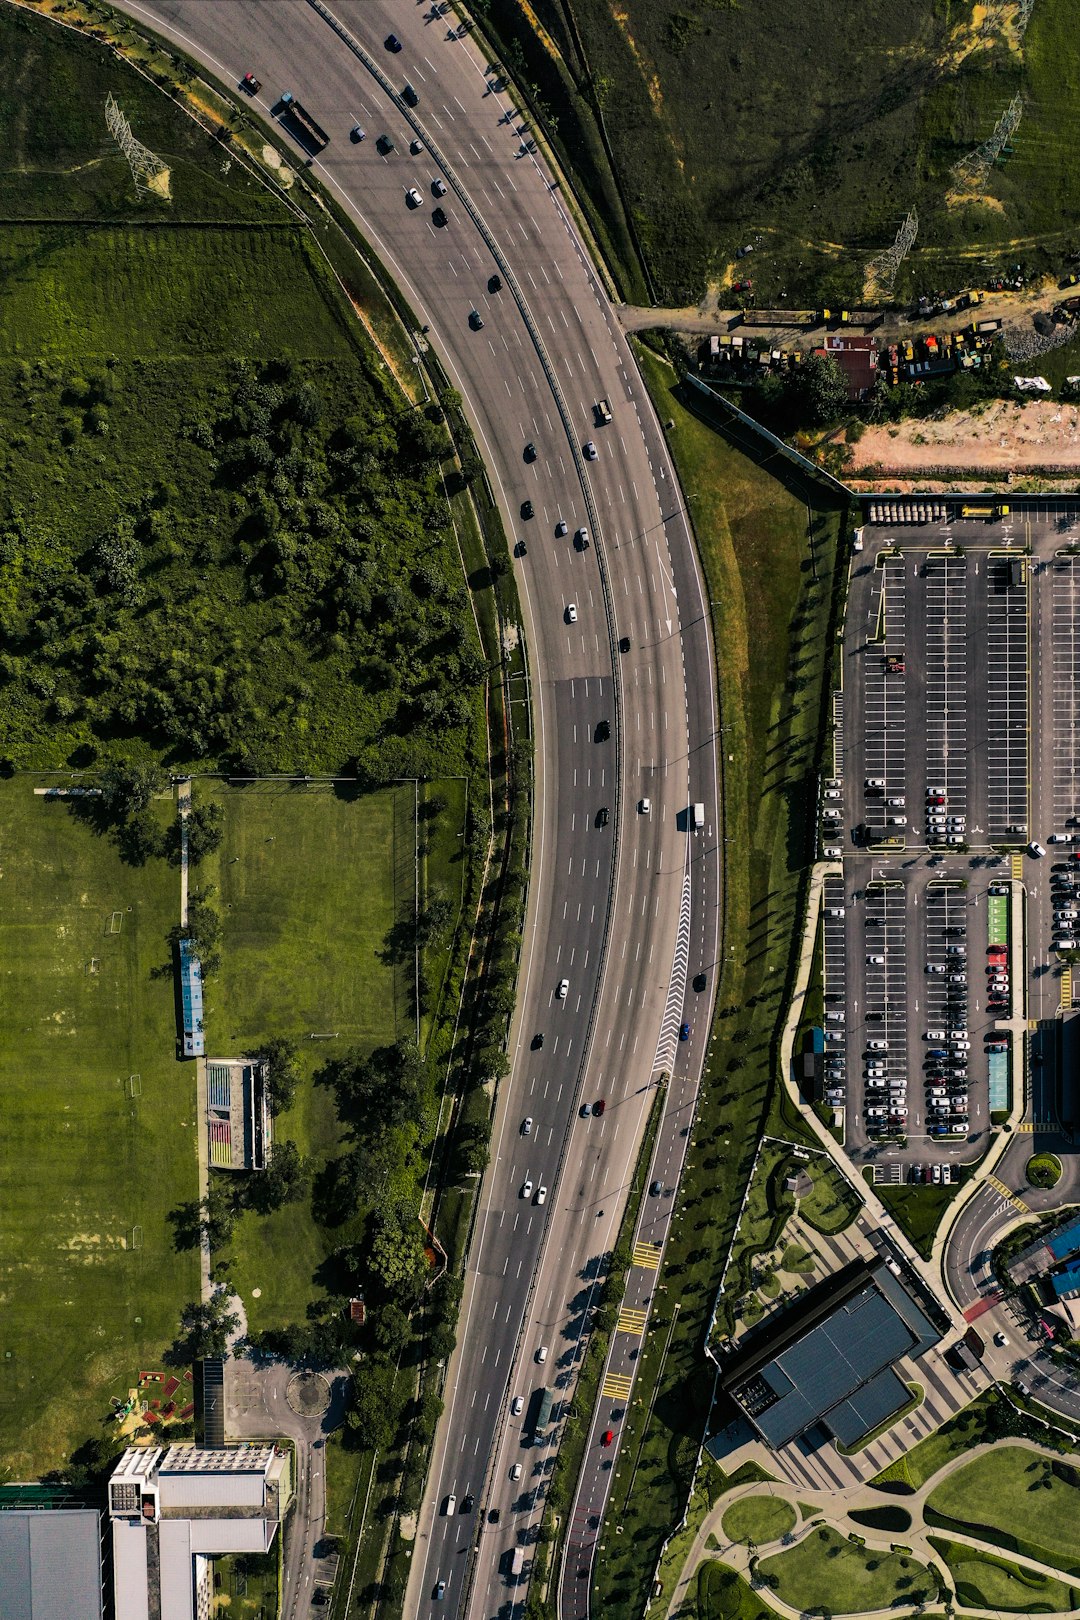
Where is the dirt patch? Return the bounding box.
[851,399,1080,473]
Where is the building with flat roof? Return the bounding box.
[721,1259,940,1451]
[205,1057,270,1171]
[109,1445,291,1620]
[178,939,204,1058]
[0,1507,104,1620]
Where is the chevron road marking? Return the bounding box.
[652,864,693,1075]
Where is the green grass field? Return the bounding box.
[798,1157,859,1236]
[872,1391,995,1493]
[695,1559,787,1620]
[929,1536,1079,1614]
[926,1447,1080,1576]
[759,1525,934,1614]
[721,1495,795,1547]
[0,779,198,1477]
[0,226,361,361]
[195,781,417,1331]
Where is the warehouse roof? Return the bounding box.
[0,1508,103,1620]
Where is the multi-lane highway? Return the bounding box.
[110,2,721,1615]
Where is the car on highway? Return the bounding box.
[510,1463,523,1481]
[468,309,484,330]
[557,978,569,998]
[521,500,534,519]
[376,133,394,154]
[596,806,609,827]
[535,1185,547,1206]
[649,1180,663,1196]
[520,1178,533,1199]
[242,71,262,94]
[679,1022,690,1040]
[385,32,402,50]
[511,1395,523,1416]
[566,602,577,623]
[409,137,423,154]
[596,719,611,740]
[694,971,706,990]
[532,1033,543,1050]
[443,1493,457,1515]
[432,207,448,228]
[433,177,448,197]
[601,1430,613,1446]
[573,526,590,551]
[406,186,423,208]
[640,797,652,815]
[350,124,366,142]
[461,1494,475,1514]
[522,1117,533,1135]
[580,1103,591,1118]
[536,1346,548,1363]
[523,440,537,461]
[434,1581,446,1600]
[555,518,568,536]
[402,82,419,106]
[593,1098,606,1115]
[584,440,597,459]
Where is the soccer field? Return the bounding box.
[0,783,198,1478]
[195,781,416,1329]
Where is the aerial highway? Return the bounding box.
[112,1,722,1614]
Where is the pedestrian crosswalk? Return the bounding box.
[632,1241,662,1271]
[1062,967,1073,1010]
[616,1307,647,1337]
[1011,853,1024,881]
[601,1371,633,1401]
[988,1173,1029,1213]
[1016,1121,1036,1133]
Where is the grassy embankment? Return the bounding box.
[590,344,848,1617]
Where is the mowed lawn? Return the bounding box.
[759,1525,934,1613]
[196,782,413,1329]
[927,1446,1080,1574]
[0,783,198,1477]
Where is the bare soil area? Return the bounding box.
[850,399,1080,473]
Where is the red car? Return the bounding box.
[733,278,753,293]
[593,1098,606,1116]
[601,1430,613,1446]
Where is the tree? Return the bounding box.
[374,1302,412,1357]
[252,1036,299,1116]
[791,353,849,426]
[167,1294,239,1364]
[99,761,163,822]
[186,800,224,864]
[347,1367,396,1451]
[416,895,454,948]
[247,1140,307,1216]
[368,1208,429,1303]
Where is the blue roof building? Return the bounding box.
[178,939,204,1058]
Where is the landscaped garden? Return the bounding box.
[721,1495,796,1547]
[925,1446,1080,1576]
[758,1524,935,1613]
[929,1536,1080,1613]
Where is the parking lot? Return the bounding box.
[821,504,1080,1174]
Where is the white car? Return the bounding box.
[511,1395,524,1416]
[888,815,907,827]
[926,1029,946,1041]
[867,954,885,965]
[927,963,946,975]
[432,177,448,197]
[520,1178,533,1199]
[865,778,885,789]
[867,1040,888,1051]
[406,186,423,207]
[567,602,578,623]
[556,978,569,999]
[510,1463,523,1481]
[640,797,651,814]
[823,845,842,858]
[1030,841,1047,857]
[994,1331,1009,1347]
[535,1185,547,1206]
[887,796,906,808]
[536,1345,548,1363]
[584,440,597,459]
[824,789,842,800]
[1050,833,1072,843]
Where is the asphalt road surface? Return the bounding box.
[111,4,721,1616]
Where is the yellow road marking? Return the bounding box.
[633,1242,662,1271]
[616,1308,648,1336]
[601,1372,633,1400]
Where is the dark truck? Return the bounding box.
[279,91,330,152]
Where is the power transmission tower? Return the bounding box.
[1016,0,1037,42]
[867,207,918,298]
[105,92,168,198]
[952,92,1024,191]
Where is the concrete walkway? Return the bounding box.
[665,1435,1080,1620]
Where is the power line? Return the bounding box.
[867,207,918,297]
[952,92,1024,191]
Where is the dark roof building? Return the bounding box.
[722,1259,940,1450]
[821,334,879,401]
[0,1508,104,1620]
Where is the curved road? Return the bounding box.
[110,3,722,1617]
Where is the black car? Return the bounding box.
[488,273,502,293]
[524,441,537,462]
[693,972,707,992]
[469,309,484,330]
[532,1032,544,1049]
[521,500,534,520]
[402,82,419,106]
[619,636,631,653]
[376,133,395,154]
[385,32,402,51]
[432,206,447,228]
[596,719,610,741]
[460,1494,474,1514]
[596,806,609,828]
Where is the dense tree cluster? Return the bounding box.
[0,358,483,779]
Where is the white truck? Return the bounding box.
[692,802,705,830]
